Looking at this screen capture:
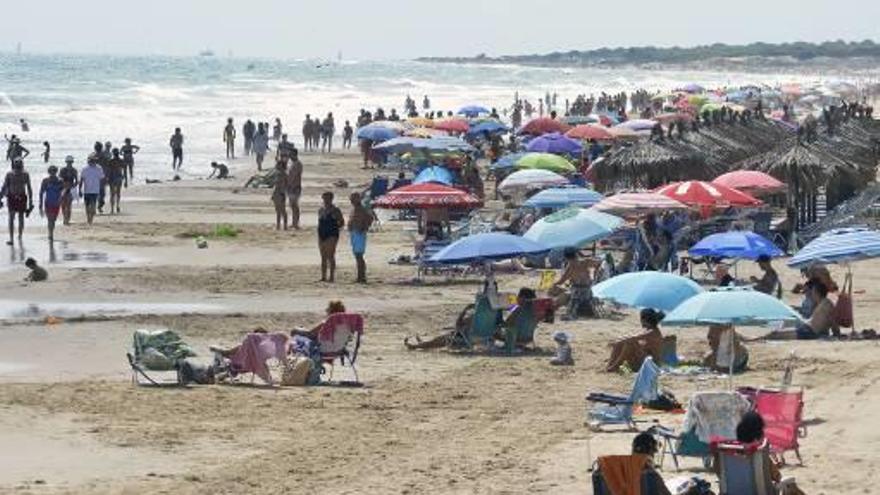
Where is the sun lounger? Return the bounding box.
[127,329,196,386]
[586,357,660,431]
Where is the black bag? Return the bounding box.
[177,359,216,385]
[645,390,682,411]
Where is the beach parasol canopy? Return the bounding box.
[592,192,688,215]
[561,115,598,126]
[592,272,704,312]
[429,232,549,265]
[654,181,763,208]
[514,152,577,174]
[356,124,400,142]
[523,207,623,249]
[467,120,508,136]
[519,117,569,136]
[372,183,481,210]
[605,126,641,140]
[523,187,604,210]
[457,105,490,117]
[406,116,434,127]
[680,83,705,94]
[373,136,474,153]
[788,227,880,268]
[662,287,802,327]
[525,134,583,156]
[413,166,454,186]
[433,118,470,133]
[498,169,569,194]
[689,231,783,261]
[712,171,785,195]
[489,152,530,171]
[405,127,444,138]
[615,119,657,131]
[566,124,614,141]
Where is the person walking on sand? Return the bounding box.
[287,149,303,229]
[0,158,33,245]
[120,138,140,179]
[39,165,64,241]
[322,112,335,153]
[252,123,270,171]
[317,191,344,283]
[271,160,289,230]
[78,156,104,225]
[223,117,236,159]
[348,192,373,284]
[59,155,78,226]
[169,127,184,171]
[106,148,128,214]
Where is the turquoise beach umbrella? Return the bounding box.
[523,207,623,249]
[592,272,704,312]
[662,287,802,327]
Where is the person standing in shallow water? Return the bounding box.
[322,112,335,153]
[169,127,184,171]
[223,117,236,159]
[120,138,140,179]
[317,191,345,283]
[242,119,255,156]
[0,158,33,245]
[252,123,270,171]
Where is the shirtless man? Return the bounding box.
[59,155,78,226]
[287,149,303,229]
[106,148,128,214]
[271,160,289,230]
[223,118,236,159]
[552,248,599,319]
[120,138,140,179]
[276,134,296,164]
[343,121,353,149]
[0,158,33,245]
[169,127,184,171]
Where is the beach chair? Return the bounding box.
[214,332,290,385]
[754,389,807,465]
[713,440,797,495]
[416,239,453,279]
[127,329,195,386]
[466,294,502,349]
[586,357,660,431]
[591,455,666,495]
[316,313,365,384]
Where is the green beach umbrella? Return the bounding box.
[514,153,577,174]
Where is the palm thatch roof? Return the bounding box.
[593,140,710,189]
[738,141,862,188]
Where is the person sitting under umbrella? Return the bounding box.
[703,324,749,374]
[750,255,780,297]
[606,308,665,372]
[755,280,839,340]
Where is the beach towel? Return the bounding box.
[229,332,290,383]
[133,329,196,370]
[597,455,649,495]
[632,357,661,404]
[682,392,750,443]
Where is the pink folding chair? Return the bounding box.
[225,332,290,385]
[317,313,364,384]
[754,389,807,465]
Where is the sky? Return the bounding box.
[1,0,878,60]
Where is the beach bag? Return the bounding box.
[834,273,853,328]
[281,356,313,386]
[177,359,215,385]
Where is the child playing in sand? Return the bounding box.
[550,331,574,366]
[24,257,47,282]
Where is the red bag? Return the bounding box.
[835,273,853,328]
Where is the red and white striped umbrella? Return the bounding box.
[712,171,785,195]
[593,192,688,215]
[654,180,762,208]
[373,183,482,210]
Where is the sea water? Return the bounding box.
[0,53,875,181]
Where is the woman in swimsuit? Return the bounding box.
[317,191,345,282]
[271,160,289,230]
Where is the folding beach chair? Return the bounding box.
[416,239,453,279]
[713,440,797,495]
[212,332,291,385]
[586,357,660,431]
[317,313,365,384]
[591,455,666,495]
[127,329,196,386]
[754,388,807,465]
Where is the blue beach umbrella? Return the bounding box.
[458,105,490,117]
[662,287,802,327]
[356,125,399,142]
[374,136,474,153]
[489,152,530,171]
[413,166,454,186]
[592,272,704,312]
[525,133,583,155]
[467,120,508,136]
[523,187,603,209]
[430,233,549,265]
[523,207,623,249]
[689,231,783,261]
[788,227,880,268]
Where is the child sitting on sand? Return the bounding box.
[24,257,47,282]
[550,331,573,366]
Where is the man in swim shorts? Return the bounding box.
[0,158,33,245]
[79,156,105,225]
[169,127,184,171]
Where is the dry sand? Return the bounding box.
[1,150,879,494]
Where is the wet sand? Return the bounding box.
[1,150,880,494]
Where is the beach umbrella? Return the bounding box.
[372,183,481,210]
[566,124,614,141]
[592,192,687,215]
[592,272,704,312]
[498,169,569,194]
[615,119,657,131]
[654,181,763,208]
[514,152,577,174]
[413,166,454,186]
[654,112,693,125]
[525,134,583,156]
[364,120,410,132]
[430,232,549,265]
[520,117,569,136]
[788,227,880,268]
[356,125,400,142]
[433,118,470,133]
[406,116,434,127]
[523,207,623,249]
[561,115,598,126]
[605,126,641,140]
[457,105,490,117]
[468,120,508,136]
[489,152,530,171]
[689,231,783,261]
[373,136,474,153]
[405,127,444,138]
[712,171,785,195]
[593,113,619,125]
[680,83,705,94]
[523,187,604,210]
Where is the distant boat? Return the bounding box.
[199,49,215,57]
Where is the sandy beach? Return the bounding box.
[0,148,876,494]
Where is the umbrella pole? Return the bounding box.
[728,326,736,391]
[848,264,855,336]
